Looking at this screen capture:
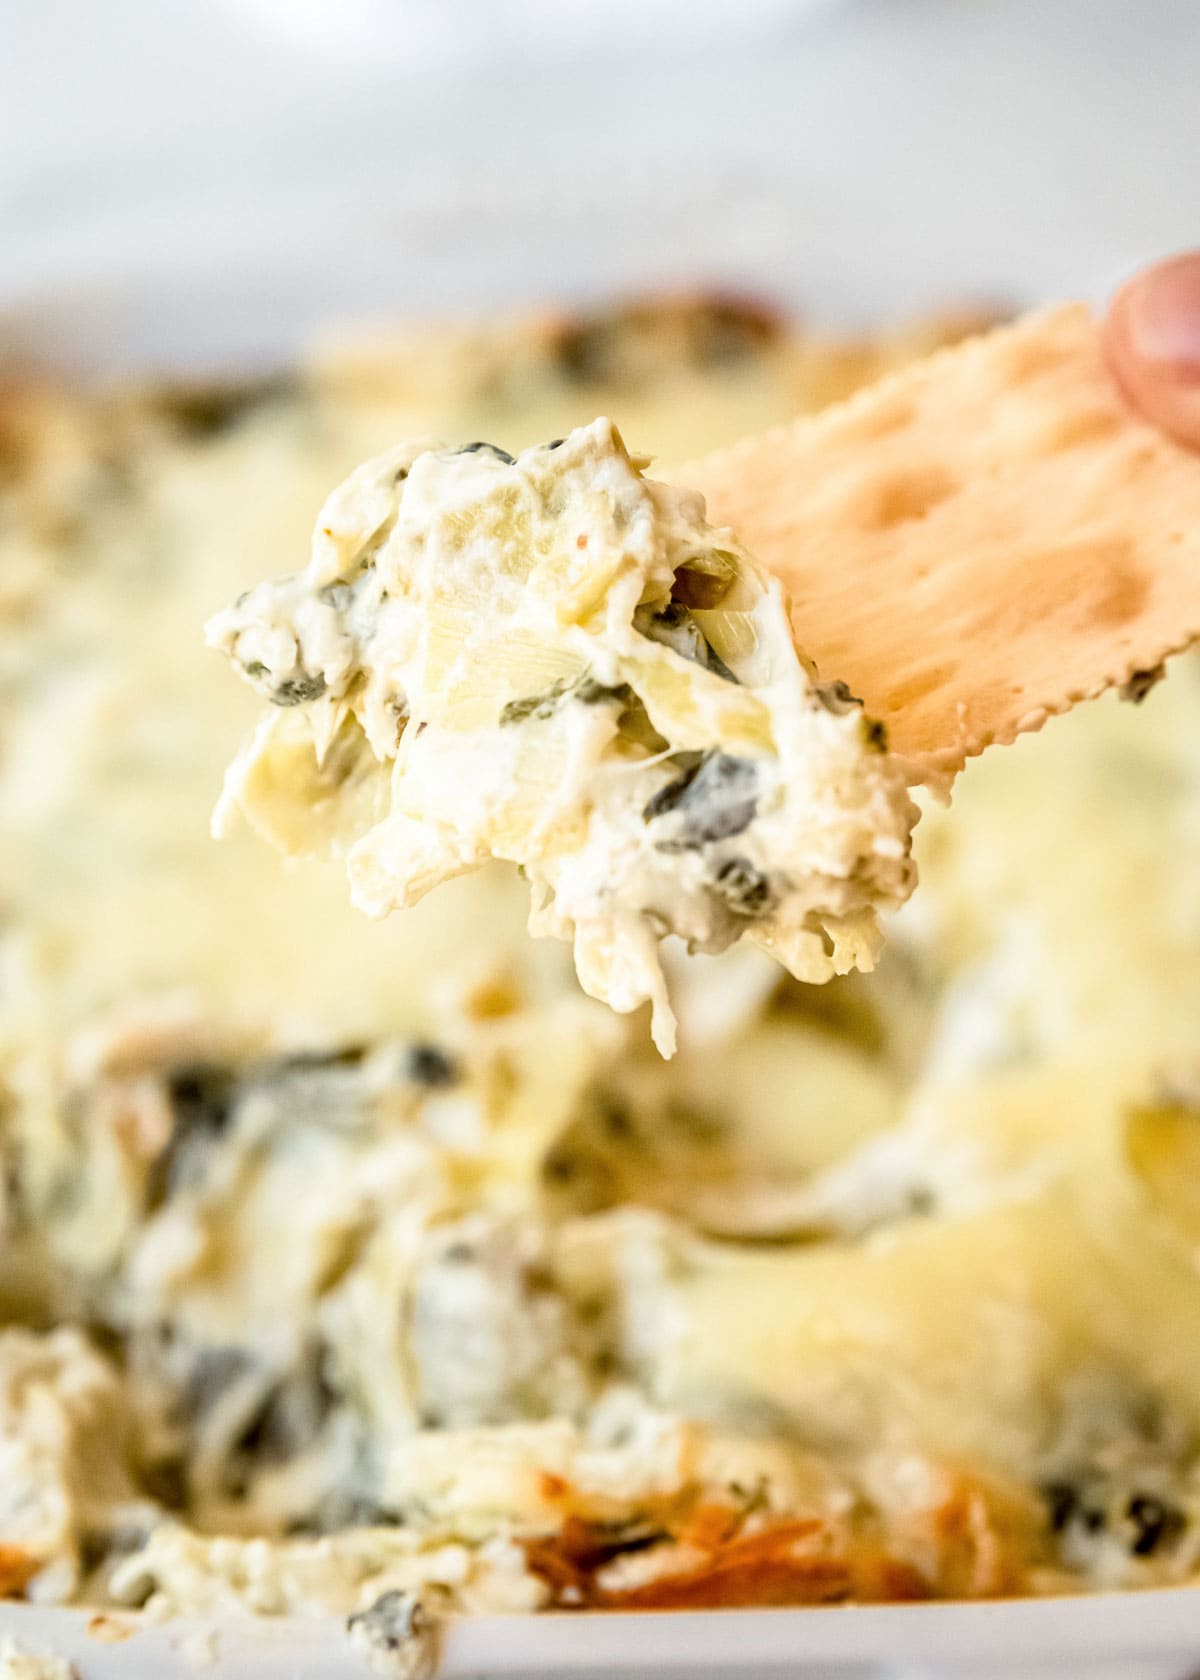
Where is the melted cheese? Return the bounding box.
[2,301,1200,1617]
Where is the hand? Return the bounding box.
[1104,252,1200,449]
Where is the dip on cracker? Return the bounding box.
[210,305,1200,1052]
[208,421,917,1056]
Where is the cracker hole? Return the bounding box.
[862,464,959,530]
[1043,408,1121,452]
[1021,539,1146,632]
[882,661,958,712]
[1124,443,1159,474]
[1080,540,1145,628]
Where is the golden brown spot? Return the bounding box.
[0,407,33,487]
[861,464,959,530]
[1040,538,1147,630]
[460,974,521,1019]
[912,1470,1038,1599]
[675,1503,744,1550]
[602,1540,851,1610]
[1042,406,1121,452]
[881,660,959,714]
[523,1512,931,1611]
[1126,440,1160,468]
[87,1613,136,1643]
[980,540,1147,643]
[1086,546,1148,628]
[0,1545,36,1599]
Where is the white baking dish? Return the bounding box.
[1,1589,1198,1679]
[4,8,1200,1678]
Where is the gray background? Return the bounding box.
[1,0,1198,371]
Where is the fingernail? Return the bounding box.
[1119,253,1200,381]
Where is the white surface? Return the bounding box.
[0,1590,1198,1680]
[0,0,1198,373]
[220,0,836,69]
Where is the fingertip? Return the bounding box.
[1104,252,1200,451]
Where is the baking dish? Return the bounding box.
[1,1589,1198,1679]
[5,7,1200,1671]
[2,281,1198,1675]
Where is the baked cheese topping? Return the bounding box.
[0,1641,77,1680]
[208,419,916,1053]
[0,1329,148,1604]
[6,298,1200,1629]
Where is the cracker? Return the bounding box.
[676,303,1200,775]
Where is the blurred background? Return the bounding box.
[2,0,1199,376]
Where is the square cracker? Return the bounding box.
[676,303,1200,775]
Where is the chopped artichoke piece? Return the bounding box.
[208,419,917,1054]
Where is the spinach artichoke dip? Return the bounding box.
[209,419,915,1056]
[2,297,1200,1662]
